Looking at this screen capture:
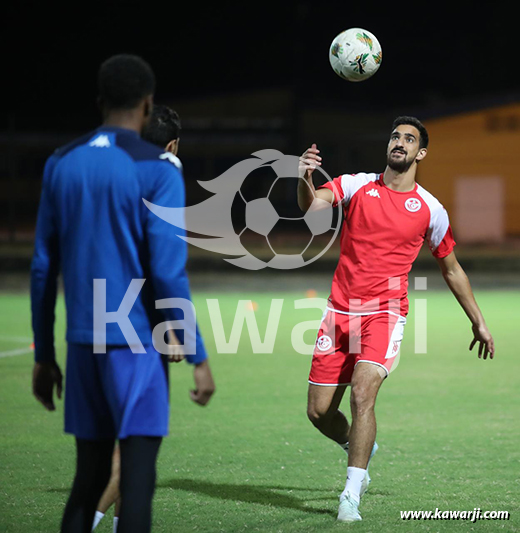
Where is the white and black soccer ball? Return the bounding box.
[329,27,382,82]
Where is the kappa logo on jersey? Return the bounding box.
[405,198,422,212]
[386,340,401,359]
[159,152,183,169]
[317,335,333,351]
[366,188,380,198]
[89,135,111,148]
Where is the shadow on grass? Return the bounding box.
[365,488,391,496]
[46,487,69,494]
[158,478,334,516]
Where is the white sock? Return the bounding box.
[341,466,366,503]
[113,516,119,533]
[92,511,104,531]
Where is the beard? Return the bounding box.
[387,149,414,173]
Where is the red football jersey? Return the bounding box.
[319,173,455,317]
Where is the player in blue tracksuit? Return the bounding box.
[30,55,214,533]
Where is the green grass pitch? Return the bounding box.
[0,288,518,532]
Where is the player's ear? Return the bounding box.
[166,139,179,155]
[416,148,427,162]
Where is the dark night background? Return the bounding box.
[8,1,519,132]
[3,0,520,258]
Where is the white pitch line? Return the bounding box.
[0,335,34,358]
[0,335,33,343]
[0,347,34,358]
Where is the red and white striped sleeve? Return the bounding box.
[318,173,377,207]
[417,186,456,258]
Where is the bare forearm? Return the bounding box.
[297,176,316,212]
[298,143,324,212]
[443,265,485,326]
[437,252,494,359]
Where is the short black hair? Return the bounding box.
[142,105,182,148]
[392,116,429,149]
[98,54,155,110]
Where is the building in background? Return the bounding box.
[1,91,519,259]
[420,102,520,243]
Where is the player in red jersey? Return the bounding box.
[297,116,495,522]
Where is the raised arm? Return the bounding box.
[436,251,494,359]
[298,143,335,212]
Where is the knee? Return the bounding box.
[350,383,376,418]
[307,404,333,429]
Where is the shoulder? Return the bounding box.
[339,172,379,184]
[115,133,162,161]
[51,129,165,163]
[44,133,96,183]
[354,172,380,183]
[416,184,446,214]
[134,147,184,203]
[416,184,450,227]
[338,172,379,199]
[342,172,379,189]
[52,130,98,159]
[115,135,184,190]
[322,172,379,204]
[114,134,182,171]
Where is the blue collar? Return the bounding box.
[97,125,140,137]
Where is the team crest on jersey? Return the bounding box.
[317,335,333,351]
[405,198,422,212]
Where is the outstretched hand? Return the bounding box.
[33,361,63,411]
[469,324,494,360]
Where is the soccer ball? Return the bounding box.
[329,27,382,82]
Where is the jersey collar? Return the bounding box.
[97,125,140,137]
[378,173,418,194]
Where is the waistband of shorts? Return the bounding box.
[325,306,406,320]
